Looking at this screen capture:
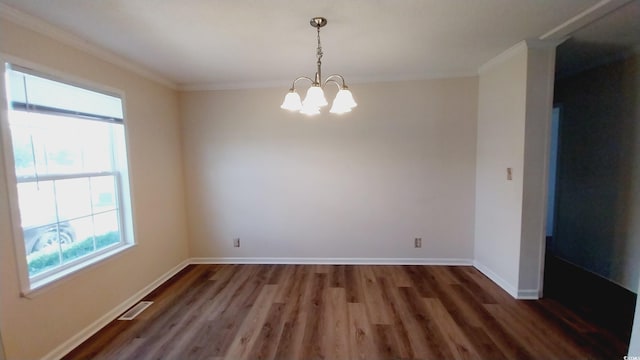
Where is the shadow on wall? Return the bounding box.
[551,42,639,291]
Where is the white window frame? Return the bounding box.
[0,55,137,295]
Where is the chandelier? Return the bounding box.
[280,17,357,115]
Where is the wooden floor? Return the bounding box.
[64,264,628,360]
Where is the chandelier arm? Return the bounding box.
[324,78,342,90]
[282,17,354,115]
[291,76,314,90]
[323,74,347,88]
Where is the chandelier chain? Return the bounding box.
[316,26,323,80]
[280,17,356,115]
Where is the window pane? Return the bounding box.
[23,223,61,255]
[17,181,57,228]
[55,178,91,221]
[9,124,36,177]
[82,122,114,172]
[42,125,84,174]
[24,223,69,276]
[25,224,62,276]
[7,67,124,121]
[94,211,120,250]
[61,217,94,263]
[9,112,116,175]
[9,111,82,176]
[91,176,117,213]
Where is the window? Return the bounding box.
[2,63,134,292]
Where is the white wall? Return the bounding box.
[474,42,556,298]
[180,79,478,262]
[0,19,189,360]
[474,44,528,295]
[518,45,556,294]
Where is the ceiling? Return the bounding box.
[0,0,628,89]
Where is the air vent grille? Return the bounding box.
[118,301,153,320]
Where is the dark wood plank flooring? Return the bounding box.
[63,264,629,359]
[544,253,637,343]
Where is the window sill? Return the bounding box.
[21,243,136,298]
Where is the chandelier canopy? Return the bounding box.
[280,17,357,115]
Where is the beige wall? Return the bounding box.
[0,19,189,359]
[180,79,478,261]
[0,7,637,358]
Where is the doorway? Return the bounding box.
[543,0,640,345]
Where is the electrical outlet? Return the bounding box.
[233,238,240,248]
[414,238,422,248]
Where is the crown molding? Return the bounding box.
[178,71,478,92]
[478,0,632,76]
[539,0,633,40]
[0,3,177,90]
[525,38,568,49]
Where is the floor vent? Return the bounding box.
[118,301,153,320]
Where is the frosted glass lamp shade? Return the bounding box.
[281,90,302,111]
[303,86,328,108]
[335,89,357,108]
[329,103,352,114]
[329,101,352,114]
[329,88,357,114]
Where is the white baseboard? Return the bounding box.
[473,260,519,298]
[43,259,190,360]
[189,257,474,266]
[517,289,541,300]
[472,261,540,300]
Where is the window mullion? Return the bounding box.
[16,171,117,184]
[88,177,96,252]
[52,179,63,265]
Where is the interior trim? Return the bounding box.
[44,257,533,360]
[474,260,520,299]
[190,257,474,266]
[0,3,176,89]
[41,259,190,360]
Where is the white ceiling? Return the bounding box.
[0,0,625,89]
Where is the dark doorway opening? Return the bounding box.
[543,0,640,346]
